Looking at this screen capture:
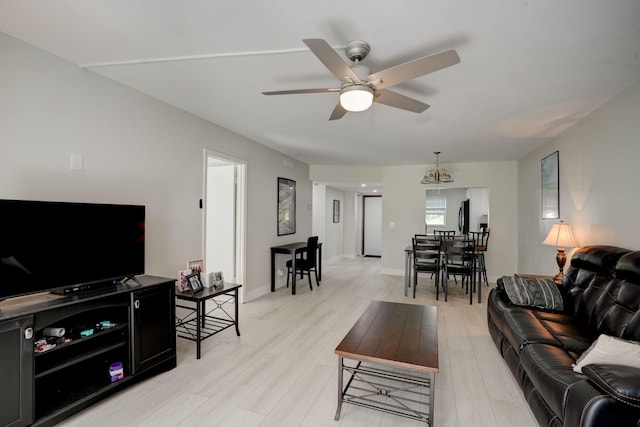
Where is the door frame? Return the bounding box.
[203,149,247,302]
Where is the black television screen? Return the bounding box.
[0,199,145,300]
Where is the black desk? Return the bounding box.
[175,283,241,359]
[270,242,322,295]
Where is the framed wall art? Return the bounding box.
[541,151,559,219]
[333,200,340,223]
[277,177,296,236]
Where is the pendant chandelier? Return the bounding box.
[421,151,454,184]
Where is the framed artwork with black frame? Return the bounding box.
[277,177,296,236]
[186,272,204,294]
[541,151,560,219]
[333,200,340,223]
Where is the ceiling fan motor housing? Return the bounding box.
[345,40,370,62]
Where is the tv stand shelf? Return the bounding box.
[0,275,176,427]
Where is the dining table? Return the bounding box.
[404,236,483,303]
[270,241,322,295]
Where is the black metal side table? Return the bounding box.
[175,283,241,359]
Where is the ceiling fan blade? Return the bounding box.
[329,102,348,121]
[303,39,360,83]
[373,89,430,113]
[262,88,339,95]
[369,49,460,90]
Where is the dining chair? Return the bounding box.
[433,230,456,240]
[441,238,476,303]
[286,236,320,291]
[412,236,443,299]
[469,228,490,286]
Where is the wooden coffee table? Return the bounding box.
[334,300,438,425]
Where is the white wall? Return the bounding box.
[518,80,640,275]
[312,183,326,242]
[324,186,345,262]
[312,183,349,263]
[0,32,312,301]
[342,191,362,258]
[309,165,382,183]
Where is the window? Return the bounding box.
[426,196,446,226]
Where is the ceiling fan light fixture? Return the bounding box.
[339,84,374,112]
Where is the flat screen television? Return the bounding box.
[0,199,145,301]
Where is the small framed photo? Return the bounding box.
[177,269,192,292]
[186,272,204,294]
[203,272,215,288]
[187,259,204,273]
[212,271,224,288]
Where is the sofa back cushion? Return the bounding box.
[563,246,640,341]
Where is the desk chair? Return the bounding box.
[286,236,319,291]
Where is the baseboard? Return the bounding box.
[380,268,404,276]
[245,284,273,302]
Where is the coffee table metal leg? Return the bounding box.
[334,356,344,420]
[429,372,435,426]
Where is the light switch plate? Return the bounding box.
[70,153,84,171]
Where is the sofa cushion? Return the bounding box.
[533,311,595,356]
[501,276,564,310]
[569,245,631,278]
[572,334,640,373]
[501,308,561,354]
[613,251,640,282]
[582,364,640,408]
[520,343,585,419]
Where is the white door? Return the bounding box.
[363,196,382,257]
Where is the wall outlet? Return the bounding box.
[278,269,284,277]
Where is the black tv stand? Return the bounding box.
[121,275,143,287]
[0,275,176,427]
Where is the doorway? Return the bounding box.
[204,150,246,302]
[363,195,382,257]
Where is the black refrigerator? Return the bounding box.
[458,199,470,235]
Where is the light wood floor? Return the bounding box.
[60,256,538,427]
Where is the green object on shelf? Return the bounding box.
[80,328,94,337]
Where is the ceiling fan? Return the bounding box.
[262,39,460,120]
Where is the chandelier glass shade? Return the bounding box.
[421,151,454,184]
[339,84,374,112]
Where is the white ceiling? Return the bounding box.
[2,1,639,171]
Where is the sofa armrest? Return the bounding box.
[582,364,640,408]
[563,378,640,427]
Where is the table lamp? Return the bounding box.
[542,220,578,284]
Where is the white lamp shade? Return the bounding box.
[339,85,373,112]
[543,221,577,248]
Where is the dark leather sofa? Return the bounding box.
[487,245,640,427]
